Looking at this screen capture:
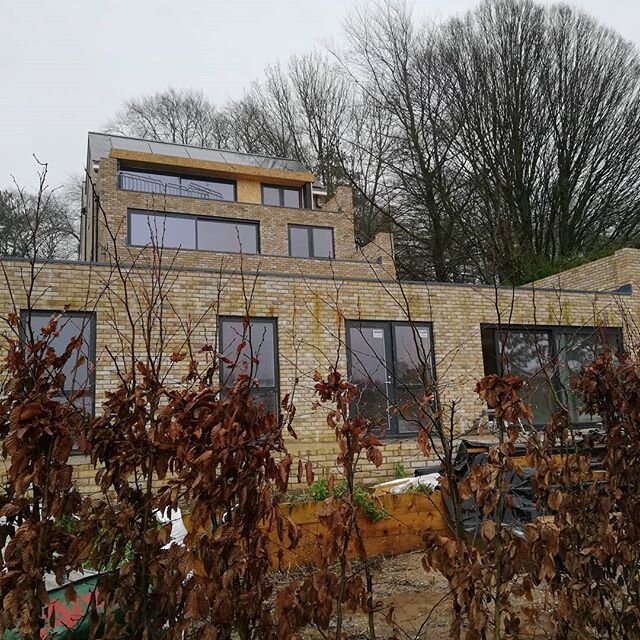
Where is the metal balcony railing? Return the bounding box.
[117,171,226,201]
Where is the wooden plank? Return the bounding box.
[270,490,451,568]
[110,148,315,184]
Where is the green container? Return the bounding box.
[2,574,99,640]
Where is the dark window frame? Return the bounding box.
[261,184,303,209]
[127,209,261,255]
[19,309,97,416]
[117,165,237,202]
[218,316,280,414]
[345,319,437,438]
[288,224,335,259]
[481,323,623,428]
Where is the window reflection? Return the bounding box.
[129,210,258,255]
[119,169,235,202]
[482,326,621,426]
[288,225,334,259]
[500,331,555,425]
[262,185,302,208]
[129,212,196,249]
[219,318,278,414]
[21,311,96,414]
[346,322,435,436]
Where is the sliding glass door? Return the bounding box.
[346,321,435,436]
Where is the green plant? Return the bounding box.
[333,481,386,522]
[294,480,386,521]
[309,478,332,501]
[394,462,407,479]
[306,478,387,521]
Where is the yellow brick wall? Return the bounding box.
[0,255,632,491]
[3,156,635,493]
[532,248,640,293]
[95,158,359,263]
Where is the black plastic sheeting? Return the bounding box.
[415,436,607,536]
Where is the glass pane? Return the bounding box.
[501,331,556,425]
[26,312,93,395]
[220,319,276,388]
[197,219,258,254]
[54,393,95,414]
[556,330,618,424]
[395,387,423,433]
[347,325,390,423]
[181,178,235,201]
[312,228,334,258]
[393,325,432,386]
[282,188,301,208]
[251,387,278,415]
[262,186,281,206]
[289,226,310,257]
[129,212,196,250]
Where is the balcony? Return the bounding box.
[117,169,235,202]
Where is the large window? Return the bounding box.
[219,317,279,414]
[481,325,621,426]
[118,168,236,202]
[128,210,259,254]
[21,310,96,414]
[289,225,334,259]
[346,321,435,436]
[262,185,302,209]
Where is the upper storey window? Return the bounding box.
[261,184,301,208]
[118,167,236,202]
[128,210,259,254]
[289,225,335,259]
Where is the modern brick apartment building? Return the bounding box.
[1,132,637,487]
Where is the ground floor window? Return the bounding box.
[481,324,621,426]
[20,310,96,414]
[346,320,435,436]
[219,316,279,414]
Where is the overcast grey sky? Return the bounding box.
[2,0,639,190]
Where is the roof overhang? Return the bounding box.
[110,148,315,185]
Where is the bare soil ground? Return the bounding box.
[322,551,452,639]
[285,551,551,639]
[190,551,553,639]
[270,551,453,639]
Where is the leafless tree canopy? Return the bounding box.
[106,87,231,149]
[0,177,79,261]
[106,0,640,284]
[440,0,640,282]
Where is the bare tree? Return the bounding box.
[442,0,640,283]
[227,69,305,160]
[288,53,351,193]
[334,97,396,245]
[104,0,640,285]
[340,2,478,281]
[0,167,80,261]
[107,87,231,148]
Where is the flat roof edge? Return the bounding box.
[0,256,633,297]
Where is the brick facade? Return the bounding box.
[1,135,637,491]
[533,248,639,293]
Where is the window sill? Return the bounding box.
[69,452,92,465]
